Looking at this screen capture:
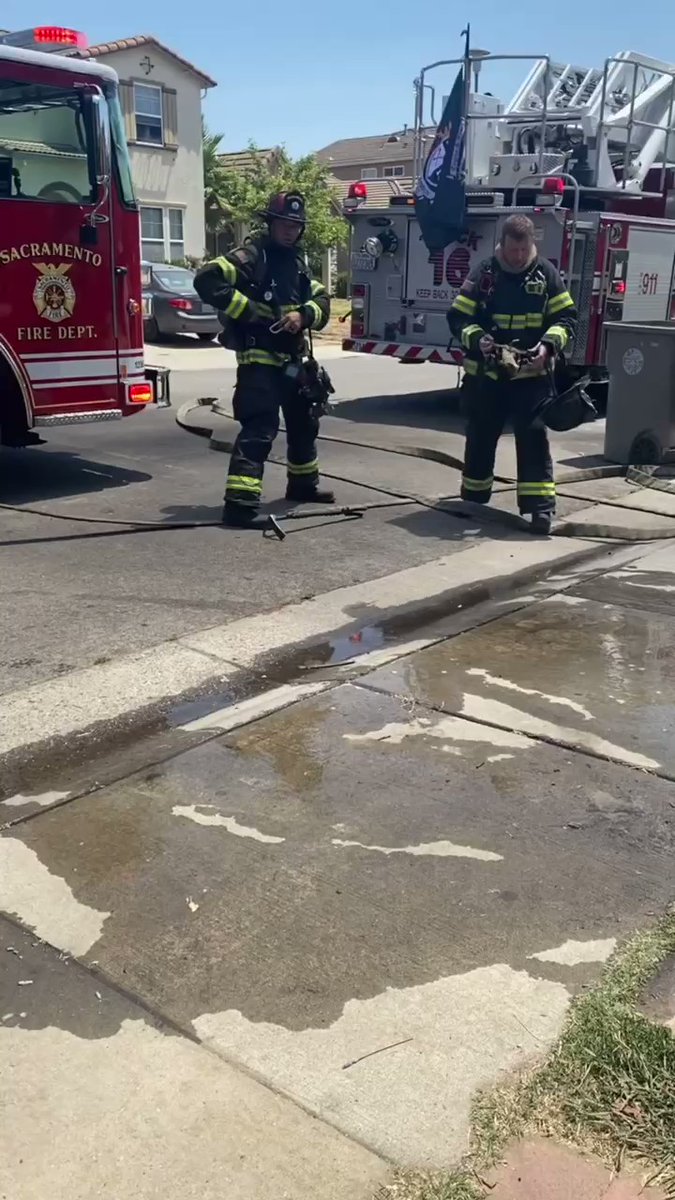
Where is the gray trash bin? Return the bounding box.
[604,322,675,463]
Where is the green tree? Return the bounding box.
[217,143,347,269]
[202,120,230,235]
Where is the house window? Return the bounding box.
[140,206,187,262]
[140,205,165,261]
[134,83,163,145]
[383,165,405,178]
[360,167,377,180]
[168,208,185,262]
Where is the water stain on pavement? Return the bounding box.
[1,683,673,1044]
[361,594,675,776]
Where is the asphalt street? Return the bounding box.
[0,344,608,696]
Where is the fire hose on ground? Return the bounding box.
[1,398,675,544]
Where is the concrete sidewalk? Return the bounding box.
[2,542,674,1196]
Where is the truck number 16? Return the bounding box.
[640,272,658,296]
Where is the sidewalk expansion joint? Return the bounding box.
[354,678,675,784]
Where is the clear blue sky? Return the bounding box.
[4,2,674,156]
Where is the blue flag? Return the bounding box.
[415,67,466,252]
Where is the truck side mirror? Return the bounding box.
[83,90,111,188]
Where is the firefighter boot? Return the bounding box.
[222,501,258,528]
[285,480,335,505]
[531,512,553,535]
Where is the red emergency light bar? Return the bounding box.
[35,26,88,47]
[542,176,565,194]
[348,182,368,200]
[0,26,88,51]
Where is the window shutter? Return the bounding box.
[118,81,136,142]
[163,88,178,147]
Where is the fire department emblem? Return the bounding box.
[32,262,76,323]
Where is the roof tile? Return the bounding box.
[85,34,216,88]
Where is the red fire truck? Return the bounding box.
[343,49,675,408]
[0,26,168,447]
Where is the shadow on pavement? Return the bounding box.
[0,448,151,505]
[331,387,464,433]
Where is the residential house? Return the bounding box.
[316,127,420,186]
[315,128,432,276]
[84,35,216,262]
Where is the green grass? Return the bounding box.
[314,297,351,341]
[376,1168,483,1200]
[377,912,675,1200]
[475,911,675,1194]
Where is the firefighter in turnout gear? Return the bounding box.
[447,214,577,535]
[193,192,332,526]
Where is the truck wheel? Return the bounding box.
[0,356,37,446]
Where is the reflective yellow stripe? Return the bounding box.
[255,302,301,319]
[224,290,248,320]
[461,323,483,349]
[236,349,289,367]
[287,459,319,476]
[213,256,237,282]
[451,293,477,315]
[491,312,544,330]
[227,475,263,494]
[463,359,497,379]
[517,482,556,494]
[462,476,494,490]
[310,280,326,297]
[545,324,569,349]
[256,303,275,319]
[546,290,574,315]
[306,300,323,327]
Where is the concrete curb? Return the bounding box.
[0,535,612,759]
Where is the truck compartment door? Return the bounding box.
[623,228,675,322]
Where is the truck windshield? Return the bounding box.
[0,79,95,204]
[106,84,136,208]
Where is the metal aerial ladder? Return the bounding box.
[412,50,675,197]
[498,51,675,193]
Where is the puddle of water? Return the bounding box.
[326,625,386,665]
[169,685,236,729]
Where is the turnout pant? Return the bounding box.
[461,377,555,515]
[225,364,319,510]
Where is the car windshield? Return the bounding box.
[154,268,195,294]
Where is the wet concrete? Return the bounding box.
[571,567,675,619]
[3,543,675,1169]
[2,679,674,1162]
[361,593,675,777]
[2,549,627,819]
